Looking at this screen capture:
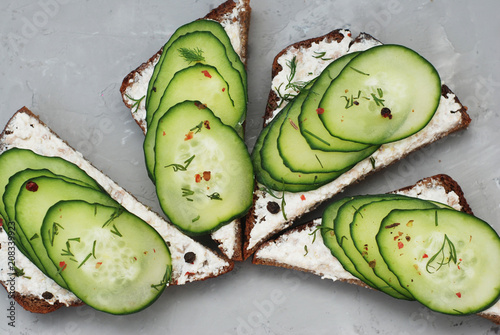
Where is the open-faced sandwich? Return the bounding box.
[120,0,252,261]
[244,29,472,259]
[253,174,500,324]
[0,108,234,314]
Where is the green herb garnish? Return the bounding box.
[49,222,64,247]
[312,51,332,61]
[165,155,195,172]
[12,264,25,277]
[182,188,195,201]
[178,47,205,63]
[125,94,146,114]
[102,208,124,228]
[78,253,92,269]
[110,224,122,237]
[426,233,457,274]
[350,66,370,76]
[302,129,330,146]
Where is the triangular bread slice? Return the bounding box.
[0,107,234,313]
[119,0,251,261]
[253,174,500,324]
[243,30,472,259]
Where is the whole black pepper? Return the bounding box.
[267,201,281,214]
[42,291,54,300]
[184,251,196,264]
[381,107,393,119]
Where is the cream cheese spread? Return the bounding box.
[0,111,231,306]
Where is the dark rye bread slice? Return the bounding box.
[0,107,234,313]
[242,30,472,260]
[253,174,500,325]
[119,0,251,262]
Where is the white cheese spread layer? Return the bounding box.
[0,111,231,306]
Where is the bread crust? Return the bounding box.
[252,174,499,325]
[0,107,235,313]
[243,32,472,260]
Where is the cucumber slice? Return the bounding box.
[41,200,171,315]
[3,169,96,273]
[319,45,441,144]
[15,176,119,288]
[259,99,344,189]
[0,148,101,221]
[350,197,440,299]
[277,86,379,173]
[147,19,246,115]
[333,195,411,299]
[144,64,239,180]
[321,197,376,287]
[378,208,500,315]
[154,101,253,235]
[298,52,371,152]
[252,117,322,193]
[146,31,246,127]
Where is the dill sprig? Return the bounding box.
[426,233,457,274]
[165,155,195,172]
[178,47,205,63]
[125,94,145,114]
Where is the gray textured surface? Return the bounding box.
[1,0,499,334]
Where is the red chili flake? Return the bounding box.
[95,262,103,269]
[203,120,211,129]
[194,101,207,109]
[201,70,212,78]
[59,261,67,271]
[289,118,299,130]
[397,241,404,249]
[154,249,156,253]
[222,88,226,92]
[456,292,462,298]
[195,174,202,183]
[163,131,166,136]
[347,32,352,37]
[133,257,137,261]
[185,131,194,141]
[0,218,3,226]
[316,108,325,115]
[144,251,148,255]
[422,253,429,259]
[185,272,195,276]
[26,181,39,192]
[203,171,211,181]
[300,194,306,201]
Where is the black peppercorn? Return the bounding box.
[184,251,196,264]
[267,201,280,214]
